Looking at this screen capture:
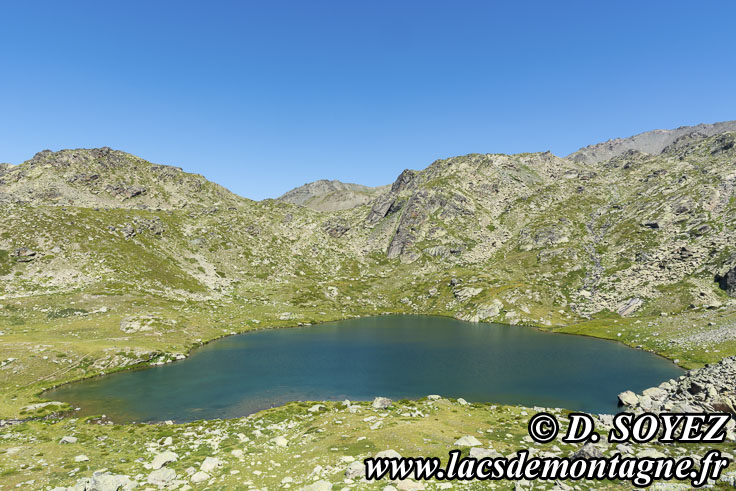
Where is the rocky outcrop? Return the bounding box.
[12,247,37,262]
[322,219,350,238]
[618,356,736,418]
[716,266,736,296]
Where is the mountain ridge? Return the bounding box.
[277,178,389,211]
[566,120,736,163]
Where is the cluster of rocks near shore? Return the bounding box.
[618,356,736,423]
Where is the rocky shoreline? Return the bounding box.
[618,356,736,435]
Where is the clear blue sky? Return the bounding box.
[2,1,735,200]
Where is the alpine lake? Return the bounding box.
[45,315,683,423]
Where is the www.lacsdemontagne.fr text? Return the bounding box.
[363,412,733,487]
[364,449,729,487]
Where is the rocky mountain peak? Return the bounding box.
[567,120,736,164]
[0,147,235,210]
[277,179,388,212]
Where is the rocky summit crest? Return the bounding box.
[567,120,736,164]
[0,147,240,210]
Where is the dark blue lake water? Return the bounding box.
[45,316,682,422]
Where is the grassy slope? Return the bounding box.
[3,399,734,489]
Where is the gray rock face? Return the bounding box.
[716,267,736,296]
[391,169,416,193]
[616,297,643,316]
[567,120,736,164]
[322,219,351,238]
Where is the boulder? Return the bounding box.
[642,387,668,400]
[200,456,222,473]
[151,450,178,470]
[190,471,209,483]
[396,480,425,490]
[571,443,603,460]
[617,390,639,407]
[454,287,483,302]
[345,460,364,479]
[272,436,288,447]
[372,397,392,409]
[375,449,402,459]
[469,447,503,459]
[147,467,176,485]
[454,435,482,447]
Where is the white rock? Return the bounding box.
[375,449,401,459]
[396,480,425,490]
[303,480,333,491]
[200,456,222,473]
[454,436,482,447]
[469,447,502,459]
[190,471,209,483]
[456,398,468,406]
[273,436,288,447]
[60,436,78,444]
[74,454,89,462]
[151,451,178,470]
[147,467,176,485]
[642,387,668,400]
[231,449,244,459]
[345,460,364,479]
[427,395,441,400]
[372,397,392,409]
